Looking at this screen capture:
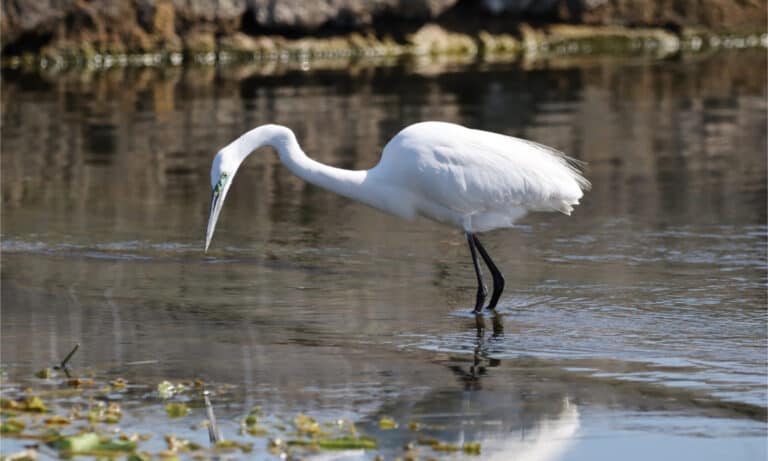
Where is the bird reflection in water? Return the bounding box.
[444,313,579,461]
[448,312,504,390]
[478,397,579,461]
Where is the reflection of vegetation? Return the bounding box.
[3,50,763,237]
[3,22,765,71]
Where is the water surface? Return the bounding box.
[2,51,766,459]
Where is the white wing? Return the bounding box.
[374,122,590,232]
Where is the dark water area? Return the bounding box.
[2,51,767,459]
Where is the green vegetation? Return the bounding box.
[164,402,191,418]
[378,416,398,429]
[0,366,484,459]
[317,436,378,450]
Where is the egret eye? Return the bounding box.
[213,173,229,197]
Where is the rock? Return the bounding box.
[218,32,261,52]
[408,24,478,56]
[478,31,521,54]
[480,0,767,31]
[1,0,458,55]
[244,0,456,30]
[578,0,766,30]
[1,0,765,57]
[1,0,72,46]
[173,0,244,32]
[183,27,217,53]
[153,1,181,49]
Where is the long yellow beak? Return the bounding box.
[205,190,222,252]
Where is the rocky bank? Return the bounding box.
[1,0,766,63]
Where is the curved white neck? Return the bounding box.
[229,125,394,214]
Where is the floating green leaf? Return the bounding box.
[163,433,202,452]
[0,396,47,412]
[247,426,268,436]
[378,416,397,430]
[463,441,481,455]
[0,418,25,433]
[97,439,138,452]
[66,378,95,387]
[43,415,71,426]
[431,441,460,452]
[317,436,378,450]
[35,368,53,379]
[244,413,258,426]
[52,432,138,454]
[165,402,190,418]
[417,437,440,446]
[53,432,101,452]
[157,381,175,399]
[26,397,47,412]
[294,413,323,435]
[417,437,462,452]
[407,421,422,431]
[105,402,122,423]
[214,440,253,453]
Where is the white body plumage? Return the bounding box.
[366,122,589,232]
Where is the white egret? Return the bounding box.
[205,122,589,312]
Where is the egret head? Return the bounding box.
[203,125,296,251]
[205,150,235,251]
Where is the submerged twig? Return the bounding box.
[124,360,159,366]
[59,343,80,368]
[53,344,80,378]
[204,390,222,444]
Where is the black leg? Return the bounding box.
[467,232,487,312]
[472,235,505,310]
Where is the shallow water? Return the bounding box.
[2,51,767,459]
